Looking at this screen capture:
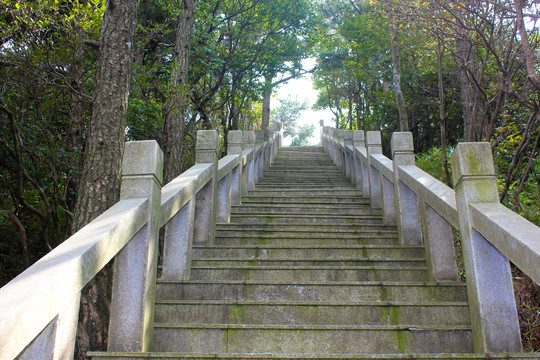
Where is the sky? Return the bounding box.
[274,59,334,146]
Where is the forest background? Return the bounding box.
[0,0,539,357]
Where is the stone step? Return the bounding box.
[190,266,428,281]
[191,258,425,267]
[227,214,383,225]
[256,179,350,184]
[192,245,425,259]
[240,197,369,205]
[261,171,344,177]
[216,223,396,232]
[250,187,360,193]
[90,352,540,360]
[151,324,473,354]
[215,236,398,246]
[156,280,468,302]
[154,300,470,325]
[231,204,378,215]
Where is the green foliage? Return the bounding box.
[291,124,315,146]
[271,96,314,145]
[415,147,453,185]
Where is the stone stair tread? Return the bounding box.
[157,279,465,286]
[154,323,472,331]
[192,258,426,263]
[229,214,382,218]
[156,299,468,306]
[192,265,427,270]
[194,244,423,249]
[90,352,540,359]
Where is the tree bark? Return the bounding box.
[455,30,476,142]
[388,15,408,131]
[514,0,540,91]
[437,35,452,187]
[261,74,273,130]
[72,0,140,357]
[162,0,197,184]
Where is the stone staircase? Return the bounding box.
[92,146,474,359]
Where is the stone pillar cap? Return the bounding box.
[366,131,382,146]
[353,130,365,141]
[196,130,219,151]
[243,131,255,144]
[123,140,164,185]
[451,142,495,186]
[228,130,243,144]
[391,132,414,155]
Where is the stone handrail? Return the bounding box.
[0,124,282,360]
[321,126,540,354]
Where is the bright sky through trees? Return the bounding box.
[276,59,333,145]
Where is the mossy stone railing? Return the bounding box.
[0,124,282,360]
[322,125,540,353]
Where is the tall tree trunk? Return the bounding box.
[437,35,452,187]
[514,0,540,91]
[261,74,273,129]
[72,0,140,357]
[162,0,196,184]
[456,32,476,142]
[387,12,408,131]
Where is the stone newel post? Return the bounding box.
[366,131,382,209]
[228,130,243,205]
[193,130,218,245]
[243,131,256,191]
[343,131,353,178]
[452,143,521,352]
[109,140,163,351]
[392,132,422,245]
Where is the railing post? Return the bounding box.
[366,131,382,209]
[109,140,163,352]
[244,131,256,191]
[264,128,271,170]
[392,132,422,245]
[352,130,362,188]
[277,121,283,150]
[331,128,338,165]
[320,120,324,145]
[255,130,264,181]
[452,142,521,352]
[343,131,353,179]
[337,130,345,169]
[193,130,218,245]
[228,130,243,205]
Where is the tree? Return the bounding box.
[271,96,313,145]
[161,0,196,183]
[72,0,141,357]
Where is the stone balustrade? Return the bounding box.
[0,125,282,360]
[322,125,540,353]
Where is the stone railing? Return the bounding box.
[0,124,282,360]
[321,125,540,354]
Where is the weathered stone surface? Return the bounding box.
[109,140,163,352]
[452,142,521,353]
[391,132,422,246]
